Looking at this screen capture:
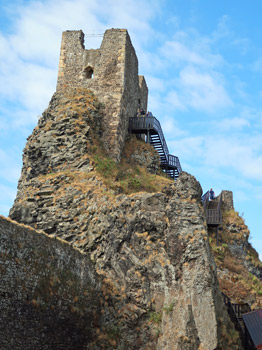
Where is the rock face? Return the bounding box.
[211,196,262,309]
[0,215,101,350]
[9,90,243,349]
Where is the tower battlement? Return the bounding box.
[57,29,148,161]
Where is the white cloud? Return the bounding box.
[215,117,250,131]
[201,135,262,181]
[162,40,208,66]
[161,116,186,138]
[178,66,232,112]
[160,29,224,70]
[168,136,204,159]
[165,91,186,111]
[148,66,232,114]
[232,38,249,55]
[212,15,231,41]
[146,76,166,92]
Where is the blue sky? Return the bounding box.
[0,0,262,256]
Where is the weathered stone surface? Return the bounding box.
[208,194,262,310]
[10,160,242,349]
[130,144,160,174]
[56,29,148,161]
[0,215,101,350]
[221,190,234,211]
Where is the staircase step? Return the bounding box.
[130,116,181,180]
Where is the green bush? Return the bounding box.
[128,177,141,190]
[94,155,116,178]
[149,311,162,324]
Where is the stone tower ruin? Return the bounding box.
[56,28,148,161]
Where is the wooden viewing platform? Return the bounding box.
[129,116,182,179]
[202,190,222,226]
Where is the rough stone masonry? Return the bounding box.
[56,29,148,161]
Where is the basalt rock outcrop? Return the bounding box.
[210,200,262,309]
[8,88,243,349]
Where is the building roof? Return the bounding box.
[243,309,262,348]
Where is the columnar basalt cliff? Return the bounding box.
[56,29,148,161]
[3,28,258,349]
[8,88,242,349]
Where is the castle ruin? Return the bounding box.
[56,29,148,161]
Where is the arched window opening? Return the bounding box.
[83,66,94,79]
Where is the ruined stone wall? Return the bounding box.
[221,190,234,211]
[0,215,101,350]
[56,29,148,161]
[139,76,148,111]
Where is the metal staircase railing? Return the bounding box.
[129,116,182,179]
[222,293,255,350]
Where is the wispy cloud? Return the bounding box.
[179,66,232,112]
[215,117,250,131]
[251,57,262,74]
[165,91,186,111]
[161,36,223,68]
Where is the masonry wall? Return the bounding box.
[221,190,234,211]
[0,216,101,350]
[56,29,148,161]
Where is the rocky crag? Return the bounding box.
[209,198,262,310]
[3,28,261,349]
[7,87,242,349]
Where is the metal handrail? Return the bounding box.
[222,293,254,350]
[168,154,182,173]
[202,191,210,212]
[129,116,154,130]
[129,116,182,179]
[129,117,169,161]
[152,118,169,162]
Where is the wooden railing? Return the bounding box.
[206,208,222,225]
[201,191,222,226]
